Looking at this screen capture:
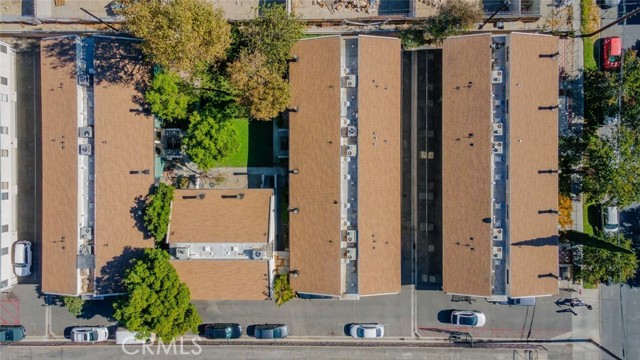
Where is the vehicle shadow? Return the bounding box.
[437,309,454,324]
[246,325,256,338]
[343,324,352,337]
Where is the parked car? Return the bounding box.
[115,328,154,345]
[71,327,109,343]
[499,297,536,306]
[602,206,619,234]
[600,37,622,71]
[0,325,26,342]
[451,310,486,327]
[253,324,288,339]
[349,323,384,338]
[13,240,32,277]
[204,323,242,339]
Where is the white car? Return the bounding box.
[13,241,32,277]
[71,327,109,343]
[349,323,384,338]
[451,311,486,327]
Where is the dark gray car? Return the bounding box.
[204,323,242,339]
[254,324,288,339]
[0,325,26,342]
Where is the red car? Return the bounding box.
[601,36,622,71]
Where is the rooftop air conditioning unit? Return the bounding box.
[492,142,503,154]
[492,228,503,241]
[80,227,93,240]
[492,71,503,84]
[79,144,92,155]
[78,127,93,138]
[78,74,89,86]
[345,75,357,88]
[492,123,503,136]
[252,250,270,260]
[346,248,357,261]
[492,246,503,259]
[346,230,357,243]
[346,145,357,157]
[347,126,357,137]
[175,247,190,260]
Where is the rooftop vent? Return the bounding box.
[78,74,90,86]
[346,248,357,261]
[492,228,503,241]
[492,142,503,154]
[79,144,92,155]
[492,246,503,259]
[252,250,270,260]
[347,126,357,137]
[492,71,503,84]
[345,75,357,88]
[492,123,503,135]
[78,127,93,138]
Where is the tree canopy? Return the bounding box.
[144,183,175,243]
[582,127,640,207]
[273,275,295,306]
[145,70,195,123]
[579,233,638,285]
[237,5,304,72]
[425,0,483,43]
[620,50,640,130]
[183,111,240,170]
[113,249,201,341]
[228,51,291,120]
[118,0,231,74]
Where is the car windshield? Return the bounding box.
[357,328,365,337]
[89,332,97,341]
[458,315,478,326]
[1,329,12,341]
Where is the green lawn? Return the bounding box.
[581,0,599,70]
[583,36,598,70]
[216,119,273,167]
[583,203,601,235]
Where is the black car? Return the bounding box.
[204,323,242,339]
[254,324,288,339]
[0,325,26,342]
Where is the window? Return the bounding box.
[1,224,7,232]
[0,127,7,134]
[1,149,7,157]
[0,77,6,86]
[0,45,6,53]
[0,94,7,102]
[1,182,7,189]
[0,247,7,255]
[1,193,8,200]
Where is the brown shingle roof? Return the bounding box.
[289,36,401,297]
[442,34,494,297]
[168,189,273,243]
[356,36,401,296]
[507,33,559,297]
[91,37,155,294]
[41,37,80,295]
[171,260,269,300]
[289,36,343,296]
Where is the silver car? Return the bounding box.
[71,327,109,343]
[254,324,288,339]
[13,241,32,277]
[350,323,384,338]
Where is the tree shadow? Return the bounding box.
[130,184,155,240]
[511,235,558,247]
[77,298,117,321]
[95,246,145,294]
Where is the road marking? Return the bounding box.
[0,299,20,324]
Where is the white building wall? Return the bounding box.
[0,41,18,292]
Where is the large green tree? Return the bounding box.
[621,50,640,130]
[183,111,239,170]
[144,183,175,243]
[237,5,304,72]
[118,0,231,74]
[582,127,640,207]
[583,68,618,128]
[113,249,201,341]
[145,70,195,123]
[228,51,290,120]
[580,233,638,285]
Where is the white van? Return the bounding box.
[116,329,154,345]
[602,206,619,234]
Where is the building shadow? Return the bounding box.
[247,120,275,167]
[511,235,558,247]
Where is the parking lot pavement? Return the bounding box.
[194,285,413,338]
[0,285,46,337]
[49,297,117,338]
[416,290,573,340]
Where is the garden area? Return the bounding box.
[216,119,274,167]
